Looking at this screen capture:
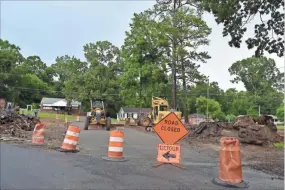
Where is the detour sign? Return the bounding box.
[157,144,181,164]
[153,112,189,144]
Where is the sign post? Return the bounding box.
[153,112,189,168]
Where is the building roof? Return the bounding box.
[188,114,206,119]
[40,98,81,106]
[121,107,151,113]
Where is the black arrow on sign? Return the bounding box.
[162,151,176,160]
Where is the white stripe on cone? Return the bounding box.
[109,137,124,142]
[63,139,78,145]
[66,131,80,137]
[108,146,123,152]
[33,136,44,139]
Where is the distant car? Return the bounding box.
[274,121,283,125]
[267,115,283,125]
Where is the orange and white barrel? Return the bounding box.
[76,116,80,122]
[56,114,60,120]
[60,125,80,152]
[212,137,248,188]
[32,123,45,145]
[102,130,127,161]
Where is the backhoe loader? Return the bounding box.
[137,97,182,131]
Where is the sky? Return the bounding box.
[1,0,284,91]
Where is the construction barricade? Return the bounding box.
[212,137,248,188]
[102,129,127,162]
[59,124,80,153]
[32,123,45,145]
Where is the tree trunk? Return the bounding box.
[172,42,177,110]
[181,59,188,123]
[171,0,177,110]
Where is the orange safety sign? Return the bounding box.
[153,112,189,144]
[157,144,181,164]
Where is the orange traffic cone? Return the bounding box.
[102,129,127,162]
[32,123,45,145]
[212,137,248,188]
[59,124,80,153]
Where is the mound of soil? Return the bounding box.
[189,115,282,145]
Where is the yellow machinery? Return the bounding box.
[84,99,111,131]
[137,97,182,130]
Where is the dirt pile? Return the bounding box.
[0,108,39,138]
[1,117,68,150]
[189,115,282,145]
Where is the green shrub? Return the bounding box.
[32,103,40,109]
[274,142,284,149]
[226,114,236,122]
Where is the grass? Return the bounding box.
[274,142,284,149]
[20,110,76,121]
[20,109,118,123]
[277,125,284,131]
[39,112,76,121]
[111,118,118,124]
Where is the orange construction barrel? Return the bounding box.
[102,129,127,162]
[32,123,45,145]
[212,137,248,188]
[59,124,80,153]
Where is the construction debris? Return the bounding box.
[189,115,282,146]
[0,108,39,138]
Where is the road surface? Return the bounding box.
[0,118,284,189]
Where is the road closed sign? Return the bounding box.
[153,112,189,144]
[157,144,181,164]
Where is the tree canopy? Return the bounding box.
[195,0,284,57]
[1,1,283,120]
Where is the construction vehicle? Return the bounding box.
[137,97,182,131]
[84,99,111,131]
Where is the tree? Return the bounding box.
[21,56,56,85]
[229,56,283,95]
[120,12,171,108]
[174,7,211,122]
[230,91,255,115]
[195,96,224,119]
[0,40,53,106]
[186,81,224,114]
[150,2,211,109]
[220,88,238,114]
[256,89,283,115]
[60,41,122,117]
[0,39,24,74]
[226,114,236,122]
[83,41,121,71]
[276,103,284,122]
[121,3,211,112]
[196,0,284,57]
[0,39,24,100]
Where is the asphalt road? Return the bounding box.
[0,118,284,189]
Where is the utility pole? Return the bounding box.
[258,105,261,116]
[207,76,209,121]
[283,44,285,130]
[171,0,177,110]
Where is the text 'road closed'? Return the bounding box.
[161,125,180,132]
[153,112,189,144]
